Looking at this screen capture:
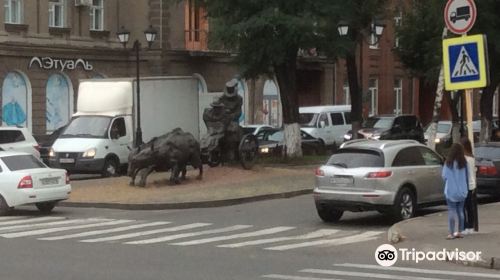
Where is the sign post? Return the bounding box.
[443,0,486,232]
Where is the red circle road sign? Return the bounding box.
[444,0,477,34]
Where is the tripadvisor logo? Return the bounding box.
[375,244,398,267]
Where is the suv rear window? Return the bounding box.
[0,130,25,144]
[2,155,46,171]
[327,149,384,168]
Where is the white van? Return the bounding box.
[299,105,351,147]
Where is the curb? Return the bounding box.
[59,189,313,210]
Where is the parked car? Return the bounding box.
[0,127,40,158]
[0,151,71,214]
[424,121,452,146]
[34,125,67,165]
[344,115,425,143]
[256,128,325,156]
[299,105,351,148]
[242,124,274,136]
[475,142,500,196]
[314,139,444,222]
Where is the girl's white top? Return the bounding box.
[465,155,476,191]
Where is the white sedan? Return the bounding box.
[0,151,71,214]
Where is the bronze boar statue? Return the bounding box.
[127,128,203,187]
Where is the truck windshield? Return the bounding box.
[60,116,111,139]
[299,113,318,127]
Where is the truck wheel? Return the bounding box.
[392,187,416,221]
[102,158,119,177]
[315,203,343,223]
[36,202,57,214]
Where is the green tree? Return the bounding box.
[396,0,500,142]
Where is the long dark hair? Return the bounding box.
[445,143,467,169]
[460,137,473,157]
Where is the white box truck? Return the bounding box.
[48,76,199,176]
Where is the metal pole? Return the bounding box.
[134,40,143,147]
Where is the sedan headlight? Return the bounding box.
[344,134,352,141]
[371,135,381,140]
[434,138,441,143]
[82,148,97,158]
[260,147,269,154]
[48,148,55,158]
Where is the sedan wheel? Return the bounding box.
[36,202,57,214]
[0,196,9,215]
[316,203,344,223]
[393,187,416,221]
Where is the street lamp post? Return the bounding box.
[116,25,157,147]
[337,20,385,139]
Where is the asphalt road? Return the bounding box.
[0,195,498,280]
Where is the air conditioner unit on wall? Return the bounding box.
[75,0,92,7]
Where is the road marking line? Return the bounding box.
[262,274,342,280]
[125,225,253,245]
[171,226,295,246]
[218,229,340,248]
[0,216,64,226]
[335,263,500,279]
[265,231,382,251]
[300,269,446,280]
[1,220,132,238]
[80,223,211,243]
[39,222,171,241]
[0,216,29,221]
[0,218,105,233]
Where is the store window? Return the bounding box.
[185,0,208,51]
[2,71,31,129]
[394,8,403,48]
[343,79,350,105]
[394,78,403,115]
[90,0,104,31]
[46,74,73,132]
[262,79,281,127]
[368,78,378,116]
[49,0,65,28]
[4,0,22,24]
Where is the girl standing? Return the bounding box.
[442,143,469,239]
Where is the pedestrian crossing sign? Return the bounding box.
[443,34,489,90]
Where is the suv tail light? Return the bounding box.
[478,166,498,176]
[315,168,325,177]
[18,176,33,189]
[366,171,392,179]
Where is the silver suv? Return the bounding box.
[0,127,40,158]
[314,139,444,222]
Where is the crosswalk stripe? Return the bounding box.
[0,216,29,221]
[39,222,171,241]
[0,218,105,233]
[0,216,64,226]
[262,275,342,280]
[265,231,382,251]
[80,223,211,243]
[125,225,253,245]
[300,269,446,280]
[218,229,340,248]
[171,226,295,246]
[1,220,132,238]
[335,263,500,279]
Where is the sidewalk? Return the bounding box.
[389,202,500,270]
[61,165,316,210]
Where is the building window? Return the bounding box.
[343,79,350,105]
[394,78,403,115]
[185,0,208,51]
[4,0,22,24]
[46,74,73,132]
[263,79,281,127]
[49,0,65,28]
[2,71,31,130]
[369,23,379,49]
[368,78,378,116]
[394,8,403,48]
[90,0,104,31]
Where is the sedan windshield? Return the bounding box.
[2,155,46,171]
[363,117,393,129]
[60,116,111,138]
[425,123,452,134]
[475,146,500,159]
